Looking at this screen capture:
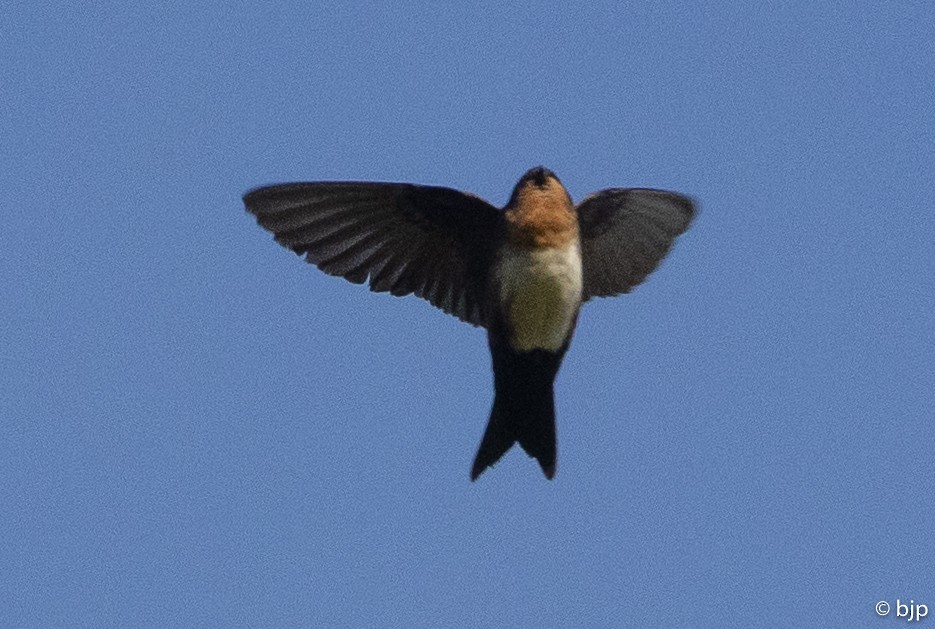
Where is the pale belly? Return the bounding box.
[496,242,583,352]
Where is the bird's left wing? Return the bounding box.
[577,188,695,300]
[244,182,501,327]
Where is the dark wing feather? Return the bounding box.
[244,182,502,327]
[577,188,695,300]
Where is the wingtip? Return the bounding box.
[241,186,264,209]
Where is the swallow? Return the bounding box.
[243,167,694,480]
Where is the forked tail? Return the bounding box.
[470,386,556,481]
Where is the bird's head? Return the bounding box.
[507,166,570,209]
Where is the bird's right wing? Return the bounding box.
[244,182,502,327]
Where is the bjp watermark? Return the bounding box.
[876,599,928,622]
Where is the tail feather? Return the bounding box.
[516,393,556,479]
[470,397,514,481]
[470,390,556,481]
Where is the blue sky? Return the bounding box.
[3,2,933,627]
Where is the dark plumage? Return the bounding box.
[244,167,694,480]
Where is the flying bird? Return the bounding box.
[243,167,694,480]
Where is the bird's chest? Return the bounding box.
[495,243,583,352]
